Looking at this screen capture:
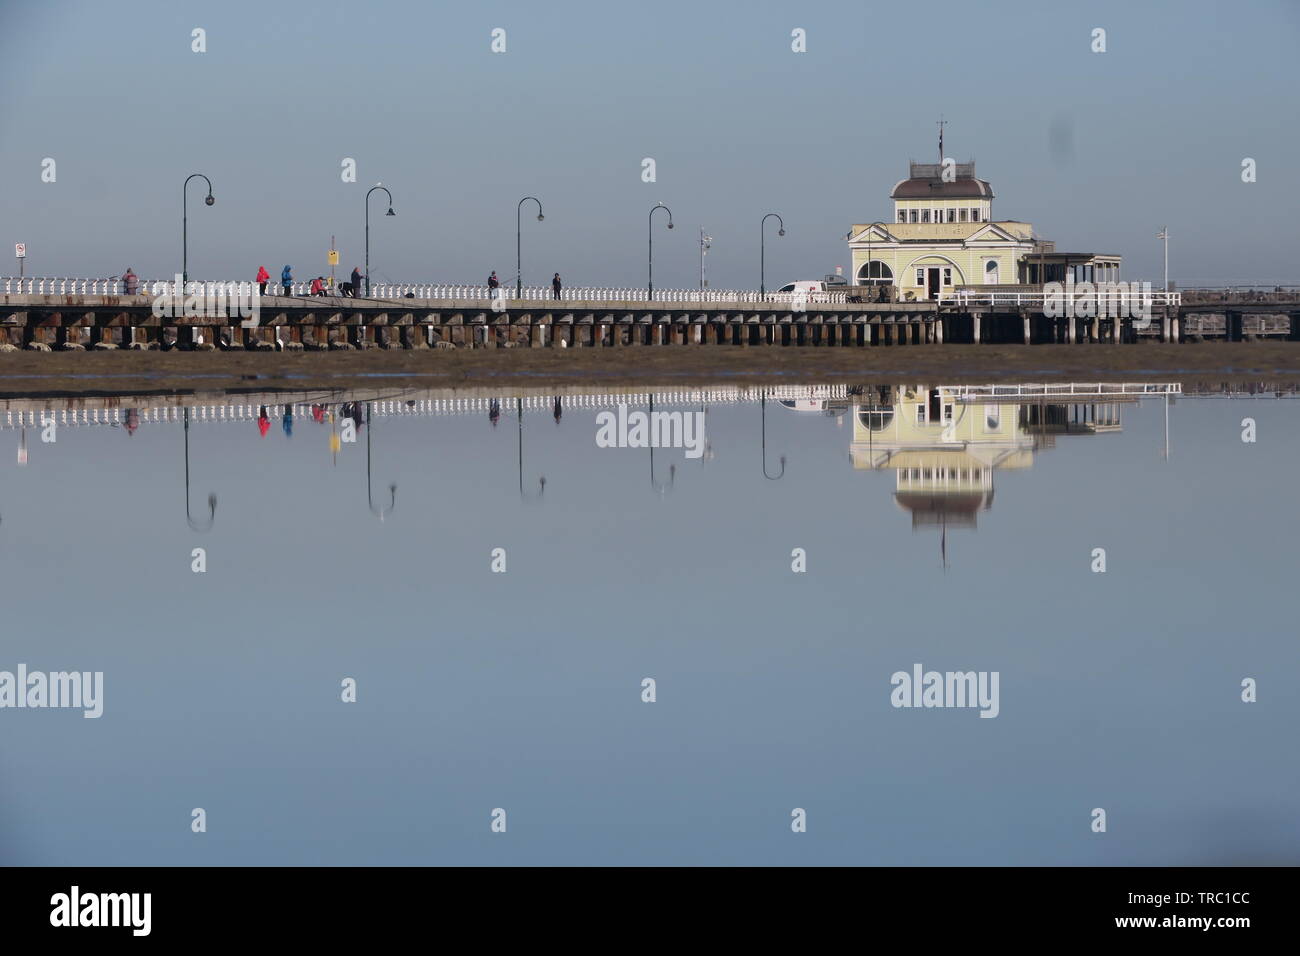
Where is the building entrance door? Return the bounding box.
[926,268,941,300]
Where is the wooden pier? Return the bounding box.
[1,288,1298,351]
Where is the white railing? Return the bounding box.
[0,276,850,305]
[939,288,1181,308]
[940,383,1182,399]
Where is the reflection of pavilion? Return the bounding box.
[846,385,1131,531]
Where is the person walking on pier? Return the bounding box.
[122,267,139,295]
[281,265,293,297]
[350,266,364,298]
[488,270,500,300]
[256,265,269,296]
[552,273,562,300]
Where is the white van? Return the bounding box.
[774,280,828,295]
[770,280,833,302]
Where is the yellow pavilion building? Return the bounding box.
[846,158,1122,301]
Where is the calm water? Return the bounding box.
[1,384,1297,866]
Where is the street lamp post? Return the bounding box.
[1157,227,1168,292]
[516,197,544,297]
[182,174,214,286]
[648,203,674,300]
[760,213,785,298]
[1157,226,1170,341]
[365,184,395,298]
[860,222,889,301]
[183,407,217,531]
[699,227,711,291]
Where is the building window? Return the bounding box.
[916,404,926,424]
[898,209,906,223]
[915,268,925,286]
[920,209,930,223]
[984,404,1000,432]
[943,267,952,286]
[984,259,999,284]
[909,209,918,223]
[971,208,982,223]
[959,209,968,222]
[946,209,956,223]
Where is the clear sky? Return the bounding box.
[1,0,1298,288]
[1,390,1297,864]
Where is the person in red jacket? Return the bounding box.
[310,276,326,296]
[255,265,270,296]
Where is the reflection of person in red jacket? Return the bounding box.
[255,266,270,296]
[258,406,270,437]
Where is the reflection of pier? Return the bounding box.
[0,385,851,430]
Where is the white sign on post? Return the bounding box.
[15,243,26,258]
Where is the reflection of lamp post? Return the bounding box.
[516,197,544,297]
[760,213,785,297]
[517,399,546,500]
[648,394,676,495]
[365,402,396,520]
[648,203,674,300]
[697,403,712,466]
[183,408,217,531]
[182,173,215,285]
[365,184,396,297]
[761,393,786,480]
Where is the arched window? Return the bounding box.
[984,259,1000,285]
[857,405,894,431]
[857,261,894,286]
